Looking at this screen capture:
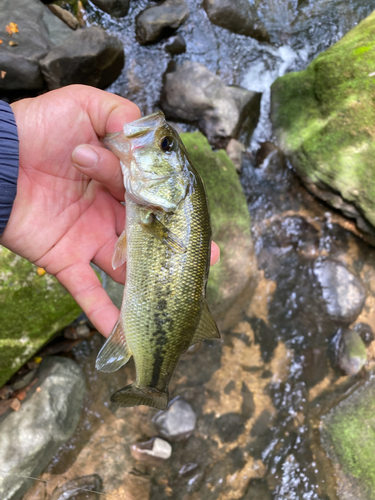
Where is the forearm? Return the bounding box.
[0,100,19,236]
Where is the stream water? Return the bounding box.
[22,1,375,499]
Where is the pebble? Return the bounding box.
[152,397,196,441]
[331,328,367,375]
[131,437,172,466]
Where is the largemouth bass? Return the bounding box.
[96,111,219,409]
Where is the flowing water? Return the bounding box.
[20,1,375,499]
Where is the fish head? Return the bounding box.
[104,111,193,212]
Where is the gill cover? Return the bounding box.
[104,111,192,213]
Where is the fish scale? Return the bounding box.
[96,111,220,409]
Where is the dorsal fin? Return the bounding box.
[112,230,127,270]
[190,302,220,346]
[96,319,132,372]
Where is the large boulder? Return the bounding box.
[271,11,375,236]
[161,61,261,147]
[0,247,81,386]
[0,0,73,90]
[0,357,86,500]
[136,0,190,45]
[202,0,269,43]
[40,26,124,90]
[90,0,130,18]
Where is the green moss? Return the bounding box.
[181,132,251,309]
[322,380,375,497]
[0,247,81,386]
[271,10,375,229]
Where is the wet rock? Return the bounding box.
[0,0,73,90]
[313,259,366,323]
[164,33,186,55]
[10,368,37,391]
[215,412,245,443]
[180,132,257,319]
[242,478,271,500]
[179,463,199,476]
[161,61,261,147]
[0,357,85,500]
[50,474,103,500]
[47,4,80,30]
[271,10,375,235]
[331,328,367,375]
[131,437,172,466]
[354,322,374,346]
[250,409,273,437]
[136,0,189,45]
[226,138,246,172]
[202,0,269,42]
[0,247,81,388]
[152,397,196,441]
[40,26,124,90]
[321,377,375,498]
[90,0,130,18]
[64,323,91,340]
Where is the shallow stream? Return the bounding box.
[22,1,375,498]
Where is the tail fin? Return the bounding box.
[110,383,168,409]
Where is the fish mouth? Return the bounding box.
[123,111,166,139]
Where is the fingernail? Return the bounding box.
[72,145,98,169]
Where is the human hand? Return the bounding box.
[0,85,220,337]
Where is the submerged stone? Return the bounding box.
[131,437,172,466]
[331,328,367,375]
[0,247,81,387]
[50,474,103,500]
[0,357,85,500]
[321,377,375,498]
[152,397,196,442]
[271,10,375,235]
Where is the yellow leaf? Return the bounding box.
[6,22,19,36]
[37,267,46,276]
[8,41,18,46]
[34,356,43,364]
[0,39,3,44]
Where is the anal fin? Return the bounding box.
[112,230,127,270]
[190,302,220,346]
[96,319,131,372]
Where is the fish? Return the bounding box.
[95,111,220,410]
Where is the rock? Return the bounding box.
[226,139,245,172]
[0,0,73,90]
[131,437,172,466]
[152,397,196,441]
[10,368,38,391]
[0,247,81,387]
[215,412,245,443]
[40,26,124,90]
[313,259,366,323]
[135,0,190,45]
[64,323,91,340]
[321,377,375,498]
[353,322,374,346]
[161,61,261,147]
[180,132,257,318]
[271,10,375,235]
[90,0,130,17]
[0,357,86,500]
[202,0,269,42]
[331,328,367,375]
[47,4,80,30]
[179,463,199,476]
[164,34,186,55]
[50,474,103,500]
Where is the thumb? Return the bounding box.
[72,143,125,201]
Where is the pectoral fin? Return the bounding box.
[112,230,127,270]
[190,302,220,346]
[96,319,132,372]
[140,214,186,254]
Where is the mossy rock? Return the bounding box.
[107,131,256,321]
[0,247,81,387]
[271,10,375,234]
[321,378,375,499]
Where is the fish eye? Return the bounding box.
[160,136,173,152]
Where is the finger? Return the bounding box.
[210,241,220,266]
[72,144,125,201]
[55,262,119,338]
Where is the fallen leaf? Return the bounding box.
[0,39,3,44]
[10,398,21,411]
[6,22,19,36]
[37,267,46,276]
[0,71,6,79]
[8,41,18,47]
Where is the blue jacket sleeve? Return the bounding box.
[0,100,19,236]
